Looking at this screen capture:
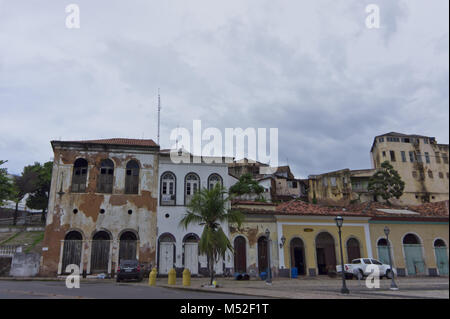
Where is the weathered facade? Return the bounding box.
[40,138,159,276]
[371,132,449,205]
[308,169,375,206]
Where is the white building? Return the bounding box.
[156,150,236,276]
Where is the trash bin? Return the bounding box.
[260,272,267,280]
[242,273,250,280]
[291,267,298,278]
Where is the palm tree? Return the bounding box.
[180,183,244,285]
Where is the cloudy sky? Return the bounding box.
[0,0,448,178]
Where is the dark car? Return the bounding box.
[116,259,143,282]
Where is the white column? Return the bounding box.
[277,222,285,268]
[57,240,64,275]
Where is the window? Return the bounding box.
[352,259,361,264]
[419,171,425,180]
[424,138,429,144]
[409,151,415,162]
[125,160,139,194]
[185,173,200,205]
[402,138,410,143]
[378,137,384,143]
[382,151,386,157]
[415,151,422,163]
[425,152,430,164]
[443,153,449,164]
[322,178,328,187]
[363,259,372,264]
[436,152,441,164]
[428,170,433,179]
[97,159,114,193]
[401,151,407,162]
[71,158,88,192]
[330,177,337,187]
[160,172,176,205]
[371,259,383,265]
[390,150,396,162]
[412,171,418,179]
[439,172,444,179]
[208,174,223,190]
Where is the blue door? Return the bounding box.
[404,245,425,275]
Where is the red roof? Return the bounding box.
[54,138,158,147]
[235,200,449,220]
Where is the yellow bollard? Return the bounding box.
[168,268,176,285]
[182,268,191,286]
[148,268,157,286]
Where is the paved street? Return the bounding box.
[0,276,448,299]
[0,280,262,299]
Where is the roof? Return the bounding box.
[234,199,449,221]
[53,138,158,147]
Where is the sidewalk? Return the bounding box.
[147,276,449,299]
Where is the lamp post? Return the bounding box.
[335,216,349,294]
[384,226,399,290]
[265,228,272,284]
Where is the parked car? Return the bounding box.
[336,258,396,280]
[116,259,143,282]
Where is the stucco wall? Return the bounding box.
[40,146,159,276]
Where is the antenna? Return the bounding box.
[157,88,161,145]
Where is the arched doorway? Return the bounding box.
[90,231,111,273]
[257,236,268,274]
[290,238,306,275]
[234,236,247,273]
[434,239,448,276]
[316,232,336,275]
[403,234,425,275]
[346,238,361,263]
[159,233,175,275]
[377,238,390,265]
[119,231,138,262]
[62,231,83,273]
[183,234,199,275]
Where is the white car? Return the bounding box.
[336,258,397,279]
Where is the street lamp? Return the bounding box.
[265,228,272,284]
[335,216,349,294]
[384,226,399,290]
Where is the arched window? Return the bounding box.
[160,172,176,205]
[97,159,114,193]
[71,158,88,193]
[208,174,223,190]
[125,160,139,194]
[185,173,200,205]
[403,234,421,245]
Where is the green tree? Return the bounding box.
[11,166,39,225]
[368,161,405,204]
[26,161,53,223]
[0,160,13,206]
[229,173,264,198]
[179,184,244,285]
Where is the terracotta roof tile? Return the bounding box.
[56,138,158,147]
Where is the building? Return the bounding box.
[370,132,449,205]
[156,149,235,276]
[229,159,307,202]
[308,168,375,206]
[229,199,449,277]
[40,138,159,276]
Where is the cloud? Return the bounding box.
[0,0,448,179]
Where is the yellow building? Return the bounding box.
[370,132,449,205]
[231,200,449,278]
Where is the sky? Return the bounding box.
[0,0,448,178]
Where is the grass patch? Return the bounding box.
[25,232,45,253]
[0,232,22,245]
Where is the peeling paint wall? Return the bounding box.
[40,143,159,276]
